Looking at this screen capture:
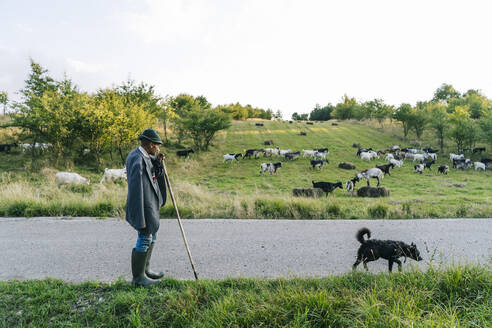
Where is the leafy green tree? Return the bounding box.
[10,60,58,152]
[95,88,155,163]
[425,102,449,151]
[156,96,175,144]
[36,83,86,160]
[309,104,333,121]
[364,99,394,126]
[410,103,428,140]
[0,91,7,115]
[173,104,231,151]
[448,106,473,152]
[116,79,161,115]
[432,83,460,104]
[292,112,300,120]
[479,115,492,151]
[333,95,359,120]
[393,103,413,138]
[448,91,492,119]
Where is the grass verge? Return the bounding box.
[1,265,490,327]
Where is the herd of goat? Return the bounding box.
[1,141,490,195]
[220,144,491,196]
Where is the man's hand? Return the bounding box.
[157,153,165,161]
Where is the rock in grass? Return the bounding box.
[357,186,390,197]
[352,142,360,148]
[338,162,356,170]
[292,188,324,198]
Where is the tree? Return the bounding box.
[410,104,428,140]
[35,83,86,160]
[333,95,359,120]
[156,96,175,144]
[479,115,492,151]
[432,83,460,104]
[173,104,231,151]
[0,91,7,115]
[393,103,413,138]
[10,60,58,153]
[448,91,492,119]
[448,106,473,152]
[274,110,282,119]
[116,79,161,115]
[425,102,449,151]
[95,88,155,163]
[364,99,394,126]
[309,104,334,121]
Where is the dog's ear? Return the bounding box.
[411,242,415,248]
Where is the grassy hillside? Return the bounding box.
[1,119,491,219]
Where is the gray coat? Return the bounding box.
[125,148,166,234]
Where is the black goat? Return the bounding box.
[0,143,16,153]
[424,160,435,170]
[312,181,343,197]
[438,165,449,174]
[473,147,485,154]
[176,149,194,158]
[310,159,329,170]
[376,163,394,176]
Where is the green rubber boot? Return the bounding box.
[145,243,164,279]
[131,248,160,287]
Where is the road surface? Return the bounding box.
[0,217,490,282]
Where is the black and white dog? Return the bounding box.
[353,228,423,272]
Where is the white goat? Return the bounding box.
[474,162,486,171]
[389,158,403,168]
[264,148,280,157]
[56,172,90,187]
[412,154,425,163]
[302,150,315,158]
[356,168,384,187]
[450,153,464,161]
[360,152,373,161]
[100,168,127,183]
[313,151,328,160]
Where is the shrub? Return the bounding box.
[456,204,468,217]
[290,201,314,219]
[326,203,342,217]
[254,199,288,219]
[402,202,412,216]
[367,204,388,219]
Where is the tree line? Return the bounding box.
[1,60,279,166]
[300,84,492,152]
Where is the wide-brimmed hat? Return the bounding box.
[138,129,163,144]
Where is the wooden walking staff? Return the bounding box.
[160,155,199,280]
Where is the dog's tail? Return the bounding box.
[356,228,371,244]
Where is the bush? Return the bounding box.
[367,204,388,219]
[254,199,288,219]
[456,204,468,217]
[326,203,342,217]
[290,201,314,219]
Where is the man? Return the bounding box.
[126,128,167,287]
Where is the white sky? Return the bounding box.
[1,0,492,119]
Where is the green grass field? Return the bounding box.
[1,119,491,219]
[1,265,490,327]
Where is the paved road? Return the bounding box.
[0,218,491,282]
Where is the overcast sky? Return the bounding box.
[1,0,492,118]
